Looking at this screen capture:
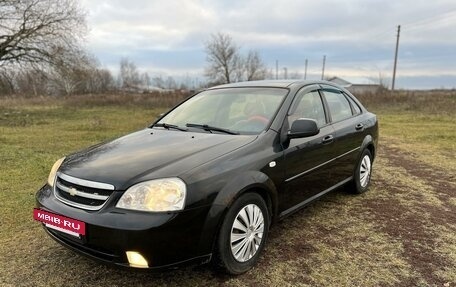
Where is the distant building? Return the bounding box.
[327,76,380,94]
[121,85,174,94]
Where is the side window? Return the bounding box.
[346,95,361,115]
[323,90,353,122]
[288,90,326,127]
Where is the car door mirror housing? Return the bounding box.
[288,118,320,139]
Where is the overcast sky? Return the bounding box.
[80,0,456,89]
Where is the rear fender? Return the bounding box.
[360,134,376,159]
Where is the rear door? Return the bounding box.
[320,86,366,182]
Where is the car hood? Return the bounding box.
[60,128,256,190]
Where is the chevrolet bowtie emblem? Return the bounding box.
[68,187,78,196]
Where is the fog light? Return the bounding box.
[126,251,149,268]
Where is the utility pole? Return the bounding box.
[321,55,326,80]
[304,59,308,80]
[283,67,288,79]
[275,60,278,80]
[392,25,401,91]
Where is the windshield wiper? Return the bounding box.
[153,123,188,131]
[186,123,239,135]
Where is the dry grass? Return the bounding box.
[359,89,456,173]
[0,91,455,286]
[355,89,455,115]
[0,91,190,110]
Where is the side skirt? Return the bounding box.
[278,176,353,219]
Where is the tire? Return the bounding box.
[351,149,373,194]
[214,192,269,275]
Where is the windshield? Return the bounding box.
[156,87,288,134]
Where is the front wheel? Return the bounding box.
[352,149,373,194]
[214,192,269,274]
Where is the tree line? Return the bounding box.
[0,0,268,97]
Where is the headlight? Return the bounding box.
[116,178,186,212]
[47,157,65,187]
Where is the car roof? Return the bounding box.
[207,80,343,89]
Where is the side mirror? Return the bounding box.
[288,118,320,139]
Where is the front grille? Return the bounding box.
[54,172,115,210]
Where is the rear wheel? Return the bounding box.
[214,193,269,274]
[352,149,373,194]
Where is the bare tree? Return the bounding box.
[204,33,268,84]
[204,33,242,84]
[244,50,267,81]
[0,68,17,94]
[165,76,177,90]
[47,48,93,95]
[0,0,86,67]
[90,68,115,93]
[119,58,141,89]
[16,70,43,96]
[141,72,151,88]
[377,71,389,91]
[152,76,165,89]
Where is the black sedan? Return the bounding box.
[35,80,378,274]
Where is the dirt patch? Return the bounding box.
[383,144,456,225]
[364,145,456,285]
[382,145,456,200]
[364,198,446,286]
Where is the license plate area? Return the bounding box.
[34,208,86,238]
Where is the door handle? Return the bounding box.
[355,123,364,130]
[322,135,334,144]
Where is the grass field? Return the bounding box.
[0,91,455,286]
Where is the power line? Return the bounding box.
[401,9,456,28]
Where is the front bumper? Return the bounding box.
[36,184,214,269]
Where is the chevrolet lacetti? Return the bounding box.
[35,80,378,274]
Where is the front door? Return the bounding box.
[279,87,337,213]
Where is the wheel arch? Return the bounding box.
[196,170,279,256]
[360,134,376,160]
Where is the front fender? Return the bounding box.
[196,170,279,255]
[213,170,278,211]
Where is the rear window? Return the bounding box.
[346,95,362,115]
[323,90,353,122]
